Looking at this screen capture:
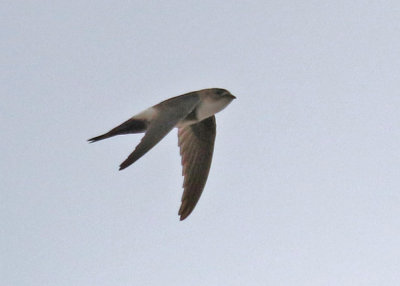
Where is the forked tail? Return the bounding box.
[88,118,148,143]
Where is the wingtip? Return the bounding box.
[119,160,133,170]
[119,158,133,170]
[178,202,192,221]
[179,214,188,221]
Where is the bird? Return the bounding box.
[88,88,236,220]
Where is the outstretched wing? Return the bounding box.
[178,116,216,220]
[119,94,200,170]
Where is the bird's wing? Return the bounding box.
[119,94,200,170]
[178,116,216,220]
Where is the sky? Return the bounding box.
[2,1,400,285]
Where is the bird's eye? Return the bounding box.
[216,89,225,96]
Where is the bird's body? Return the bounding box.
[88,88,235,220]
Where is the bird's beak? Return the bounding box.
[229,94,236,100]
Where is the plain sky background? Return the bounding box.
[2,1,400,285]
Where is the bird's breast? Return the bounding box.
[196,98,231,121]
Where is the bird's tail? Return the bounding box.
[88,118,148,143]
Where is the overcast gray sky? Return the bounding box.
[2,1,400,285]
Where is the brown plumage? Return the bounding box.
[88,88,235,220]
[178,116,216,220]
